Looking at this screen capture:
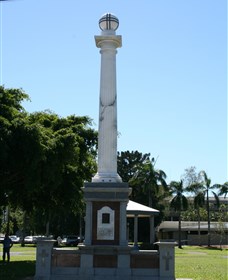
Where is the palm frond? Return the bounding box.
[212,191,220,208]
[194,191,205,208]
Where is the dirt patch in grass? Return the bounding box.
[187,251,207,255]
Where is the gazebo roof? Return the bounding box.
[126,200,160,217]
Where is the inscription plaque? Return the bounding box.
[97,206,115,240]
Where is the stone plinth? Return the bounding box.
[83,182,130,201]
[52,249,81,267]
[83,182,131,247]
[34,238,55,280]
[78,245,160,279]
[155,241,177,280]
[131,250,159,268]
[35,241,176,280]
[49,246,160,280]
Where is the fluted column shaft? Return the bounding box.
[92,35,122,183]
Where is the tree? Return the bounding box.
[198,171,219,247]
[117,151,169,209]
[117,151,169,242]
[0,86,98,236]
[0,86,30,206]
[181,207,207,222]
[169,180,188,249]
[23,111,97,235]
[194,192,205,245]
[189,191,205,245]
[133,158,168,208]
[183,167,205,245]
[183,167,220,247]
[117,150,150,182]
[182,166,200,187]
[216,204,228,250]
[215,182,228,198]
[117,150,150,201]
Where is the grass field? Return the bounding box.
[0,244,36,280]
[175,246,228,280]
[0,244,227,280]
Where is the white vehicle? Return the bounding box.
[24,236,37,244]
[61,235,80,246]
[9,235,20,243]
[0,236,4,243]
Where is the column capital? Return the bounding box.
[95,35,122,48]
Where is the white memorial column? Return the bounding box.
[92,14,122,183]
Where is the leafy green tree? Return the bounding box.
[117,150,150,201]
[216,204,228,249]
[24,112,97,235]
[181,207,208,221]
[117,151,169,209]
[184,191,205,245]
[0,86,98,236]
[133,158,168,208]
[183,167,205,245]
[117,151,169,242]
[0,86,30,206]
[170,180,188,248]
[117,151,150,182]
[183,167,221,246]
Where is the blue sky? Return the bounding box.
[0,0,227,186]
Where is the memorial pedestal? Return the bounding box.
[83,182,131,247]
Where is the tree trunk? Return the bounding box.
[206,189,211,247]
[6,206,10,234]
[197,208,201,246]
[178,213,182,249]
[21,211,26,247]
[45,210,52,237]
[46,221,50,237]
[148,187,152,207]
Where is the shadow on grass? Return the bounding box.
[199,245,227,251]
[0,260,35,280]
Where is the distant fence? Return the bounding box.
[187,233,227,245]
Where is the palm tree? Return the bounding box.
[170,180,188,249]
[215,182,228,198]
[185,181,205,245]
[199,171,220,247]
[193,191,205,245]
[133,158,168,207]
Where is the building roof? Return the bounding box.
[157,221,228,232]
[126,200,160,217]
[164,196,228,204]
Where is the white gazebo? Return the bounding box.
[127,200,159,247]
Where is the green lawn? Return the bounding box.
[0,244,227,280]
[0,244,36,280]
[175,246,228,280]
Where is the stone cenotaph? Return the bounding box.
[34,13,176,280]
[79,13,132,276]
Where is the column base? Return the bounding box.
[92,172,122,183]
